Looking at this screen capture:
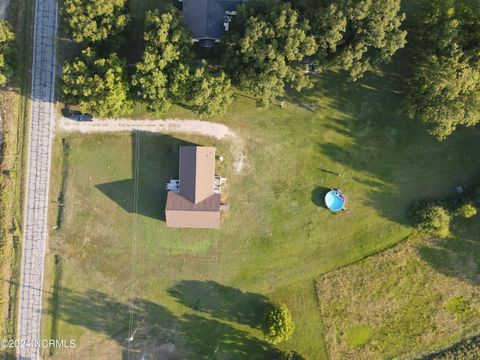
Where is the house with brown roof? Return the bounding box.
[165,146,224,228]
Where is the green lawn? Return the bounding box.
[41,53,480,359]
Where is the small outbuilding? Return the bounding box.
[165,146,222,228]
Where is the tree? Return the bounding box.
[303,0,406,80]
[223,0,317,108]
[61,0,128,43]
[406,0,480,140]
[406,51,480,140]
[262,302,295,344]
[132,8,192,113]
[190,61,233,117]
[0,20,15,86]
[409,201,451,238]
[62,48,131,117]
[456,203,477,219]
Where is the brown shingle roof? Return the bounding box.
[179,146,216,204]
[166,192,220,212]
[166,146,221,228]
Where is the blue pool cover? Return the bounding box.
[324,190,346,212]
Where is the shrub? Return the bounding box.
[0,20,15,86]
[409,201,451,238]
[262,303,295,344]
[444,296,473,319]
[456,203,477,219]
[346,325,373,347]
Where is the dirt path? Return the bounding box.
[59,117,246,173]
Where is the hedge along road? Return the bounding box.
[17,0,58,358]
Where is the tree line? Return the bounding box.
[61,2,233,118]
[60,0,480,140]
[0,20,15,87]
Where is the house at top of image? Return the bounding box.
[165,146,226,228]
[179,0,248,48]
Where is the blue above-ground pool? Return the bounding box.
[324,190,346,212]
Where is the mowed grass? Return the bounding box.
[40,53,480,359]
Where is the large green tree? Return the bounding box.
[132,8,192,113]
[62,48,131,117]
[0,20,15,86]
[223,0,317,108]
[190,61,233,117]
[406,0,480,140]
[61,0,128,43]
[303,0,406,80]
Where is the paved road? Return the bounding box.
[18,0,57,358]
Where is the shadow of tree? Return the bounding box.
[95,131,197,221]
[287,56,480,227]
[49,287,279,359]
[167,280,269,329]
[417,219,480,285]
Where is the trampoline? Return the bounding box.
[324,189,346,212]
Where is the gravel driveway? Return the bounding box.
[59,117,247,173]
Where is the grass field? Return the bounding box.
[41,54,480,359]
[317,226,480,360]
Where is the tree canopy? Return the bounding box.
[223,0,317,108]
[190,61,233,117]
[62,0,128,43]
[303,0,406,80]
[132,8,192,113]
[62,48,131,117]
[262,302,295,344]
[406,0,480,140]
[0,20,15,86]
[409,201,451,238]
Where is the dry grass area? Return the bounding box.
[317,232,480,360]
[0,88,25,349]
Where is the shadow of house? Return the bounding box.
[95,131,197,221]
[46,287,279,359]
[168,280,269,329]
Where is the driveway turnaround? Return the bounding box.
[18,0,57,358]
[59,117,246,173]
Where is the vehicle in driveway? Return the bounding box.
[61,108,93,121]
[72,113,93,121]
